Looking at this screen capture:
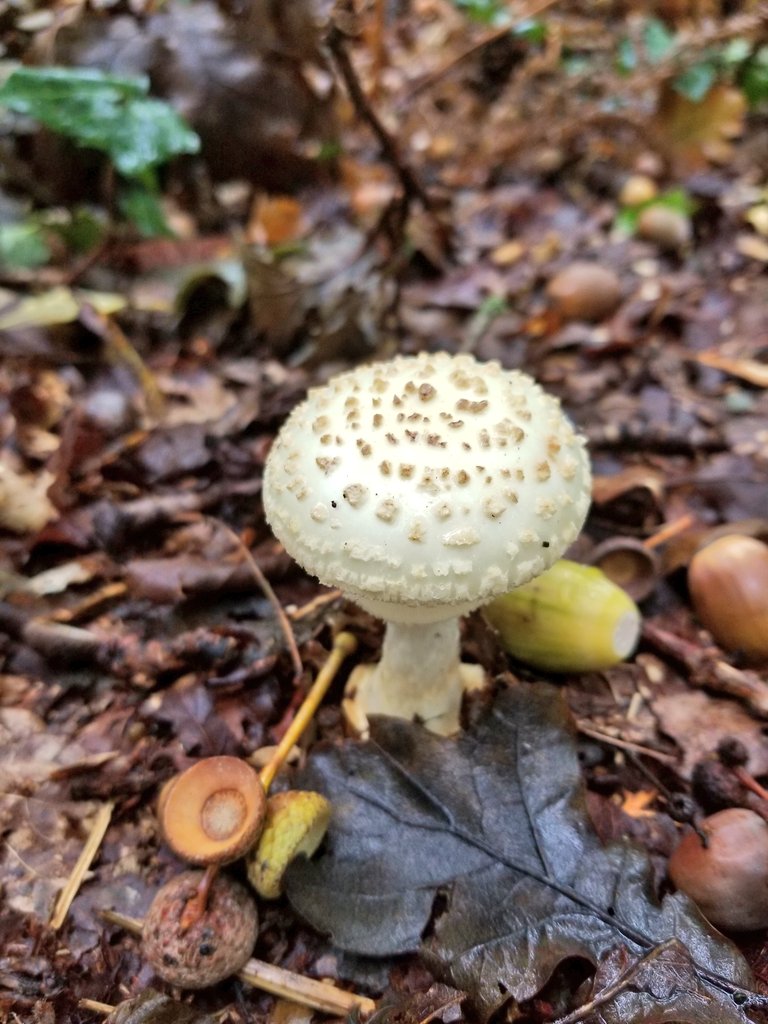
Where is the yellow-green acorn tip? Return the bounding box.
[484,559,641,673]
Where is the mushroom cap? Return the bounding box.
[264,352,591,623]
[159,756,266,866]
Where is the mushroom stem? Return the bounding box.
[345,618,483,736]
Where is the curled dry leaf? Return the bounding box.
[104,988,217,1023]
[286,687,763,1022]
[654,82,746,169]
[0,459,56,534]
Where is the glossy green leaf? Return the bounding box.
[118,181,173,238]
[675,62,717,102]
[0,66,200,178]
[0,222,50,269]
[644,18,676,63]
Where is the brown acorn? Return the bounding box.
[668,808,768,931]
[688,534,768,661]
[546,262,622,322]
[636,204,691,251]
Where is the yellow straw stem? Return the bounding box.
[259,632,357,793]
[50,801,114,930]
[100,909,375,1017]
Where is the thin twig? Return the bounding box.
[100,909,376,1016]
[576,722,678,766]
[407,0,562,99]
[289,589,343,622]
[643,514,695,551]
[326,12,435,213]
[79,999,116,1015]
[50,802,114,930]
[213,520,303,690]
[551,939,679,1024]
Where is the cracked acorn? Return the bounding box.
[484,559,640,672]
[142,870,259,989]
[264,351,591,736]
[147,752,333,987]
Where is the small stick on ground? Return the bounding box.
[258,631,357,792]
[642,622,768,717]
[79,999,116,1015]
[407,0,561,99]
[643,513,695,551]
[100,909,376,1017]
[326,10,436,215]
[214,520,303,691]
[50,801,114,930]
[576,722,678,766]
[289,589,343,622]
[551,939,679,1024]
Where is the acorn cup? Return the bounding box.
[483,559,641,673]
[688,534,768,662]
[158,756,267,866]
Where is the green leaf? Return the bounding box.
[616,38,637,74]
[53,207,106,254]
[741,47,768,107]
[513,18,547,44]
[0,66,200,178]
[675,62,717,102]
[453,0,503,25]
[643,18,676,63]
[720,37,752,66]
[118,181,173,238]
[0,222,50,269]
[287,687,764,1022]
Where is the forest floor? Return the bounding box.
[2,1,768,1023]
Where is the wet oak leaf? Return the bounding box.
[286,686,763,1022]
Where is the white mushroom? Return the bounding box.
[263,352,591,735]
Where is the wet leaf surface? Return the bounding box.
[287,686,763,1021]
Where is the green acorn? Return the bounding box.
[484,559,641,672]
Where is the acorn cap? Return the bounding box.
[247,790,331,899]
[588,536,660,602]
[160,756,267,866]
[263,352,591,625]
[142,870,258,988]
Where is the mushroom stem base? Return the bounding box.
[342,618,485,737]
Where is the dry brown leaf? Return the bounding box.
[248,195,306,247]
[655,82,746,169]
[0,458,56,534]
[620,789,658,819]
[592,465,665,505]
